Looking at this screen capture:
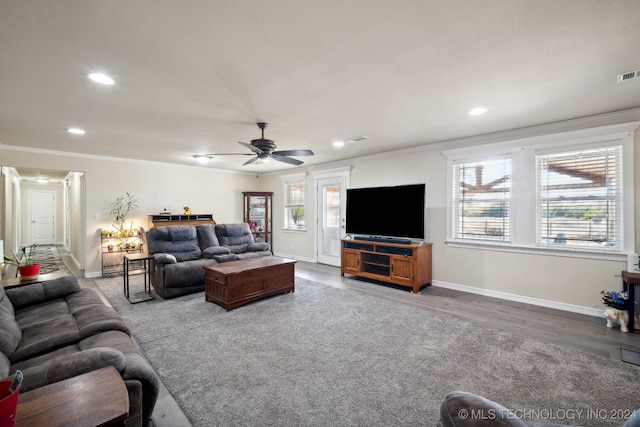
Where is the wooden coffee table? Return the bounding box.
[16,365,129,426]
[204,257,296,311]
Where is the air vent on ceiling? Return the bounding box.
[617,69,640,83]
[345,136,369,144]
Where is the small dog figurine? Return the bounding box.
[604,308,640,333]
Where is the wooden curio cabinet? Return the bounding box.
[243,192,273,250]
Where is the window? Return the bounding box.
[282,173,306,231]
[537,146,622,250]
[452,157,511,241]
[445,121,637,257]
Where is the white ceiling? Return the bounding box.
[1,1,639,174]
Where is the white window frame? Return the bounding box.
[451,155,512,243]
[281,173,307,232]
[444,122,638,260]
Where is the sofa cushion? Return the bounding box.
[13,346,126,392]
[236,251,272,260]
[0,286,21,356]
[248,242,270,252]
[6,276,80,310]
[202,246,231,258]
[214,253,238,263]
[215,223,255,254]
[197,224,220,249]
[10,314,79,363]
[438,391,530,427]
[147,226,202,261]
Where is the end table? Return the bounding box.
[123,252,155,304]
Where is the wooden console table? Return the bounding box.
[341,238,432,293]
[16,366,129,426]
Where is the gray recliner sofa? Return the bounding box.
[147,223,272,299]
[0,276,159,427]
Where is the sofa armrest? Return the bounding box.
[18,347,126,392]
[152,253,177,264]
[248,242,271,252]
[6,276,81,310]
[202,246,231,258]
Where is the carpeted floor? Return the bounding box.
[95,275,640,427]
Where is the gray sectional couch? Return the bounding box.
[146,223,272,299]
[0,276,159,427]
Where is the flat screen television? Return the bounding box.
[346,183,425,240]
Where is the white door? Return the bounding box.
[316,174,348,266]
[29,190,56,245]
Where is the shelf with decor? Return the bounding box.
[243,192,273,250]
[100,228,145,277]
[148,214,215,228]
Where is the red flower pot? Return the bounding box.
[18,264,41,281]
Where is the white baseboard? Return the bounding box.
[432,280,604,318]
[272,251,316,263]
[85,271,103,279]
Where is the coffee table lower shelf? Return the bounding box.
[204,257,296,311]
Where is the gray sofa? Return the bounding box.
[0,276,159,427]
[438,391,579,427]
[147,223,272,299]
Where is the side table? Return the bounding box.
[622,270,640,333]
[123,252,155,304]
[16,365,129,426]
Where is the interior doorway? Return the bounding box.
[28,189,56,245]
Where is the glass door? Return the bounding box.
[316,174,348,266]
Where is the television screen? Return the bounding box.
[346,184,425,240]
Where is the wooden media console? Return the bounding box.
[340,238,432,293]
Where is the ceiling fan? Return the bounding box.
[198,122,314,166]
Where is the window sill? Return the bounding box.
[445,239,627,262]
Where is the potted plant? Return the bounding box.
[109,192,139,250]
[3,243,41,281]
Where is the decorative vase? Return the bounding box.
[18,264,40,281]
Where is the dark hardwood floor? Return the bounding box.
[68,256,639,427]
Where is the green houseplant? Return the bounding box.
[109,192,139,250]
[3,243,41,280]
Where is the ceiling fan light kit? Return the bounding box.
[196,122,314,167]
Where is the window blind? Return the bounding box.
[452,157,511,241]
[536,145,622,249]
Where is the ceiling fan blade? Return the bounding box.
[238,141,263,154]
[272,149,314,157]
[272,155,304,166]
[203,153,254,156]
[243,156,260,166]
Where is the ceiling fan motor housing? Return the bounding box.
[250,138,277,154]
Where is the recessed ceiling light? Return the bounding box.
[67,127,86,135]
[36,178,49,184]
[88,73,115,85]
[333,140,345,147]
[469,107,488,115]
[193,155,211,164]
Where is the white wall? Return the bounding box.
[261,111,640,314]
[0,150,258,276]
